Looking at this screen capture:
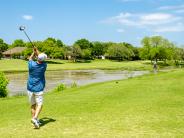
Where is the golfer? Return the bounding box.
[27,47,47,129]
[153,61,158,74]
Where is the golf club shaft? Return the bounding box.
[23,30,35,48]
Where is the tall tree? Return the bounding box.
[56,39,64,47]
[74,38,91,49]
[106,43,134,61]
[0,39,8,52]
[0,38,8,59]
[71,44,82,62]
[91,41,106,58]
[11,39,25,48]
[140,36,176,63]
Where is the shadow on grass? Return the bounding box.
[39,117,56,127]
[68,60,92,63]
[46,61,64,64]
[76,60,91,63]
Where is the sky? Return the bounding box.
[0,0,184,46]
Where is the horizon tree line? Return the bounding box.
[0,36,184,64]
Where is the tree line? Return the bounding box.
[0,36,184,64]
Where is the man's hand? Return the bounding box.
[29,47,39,61]
[33,47,39,57]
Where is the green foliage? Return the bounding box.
[91,41,106,57]
[56,39,64,47]
[71,81,78,88]
[140,37,152,60]
[0,72,9,97]
[22,48,32,59]
[82,49,92,60]
[106,43,134,61]
[0,36,182,62]
[71,45,82,62]
[178,48,184,60]
[55,83,66,92]
[11,39,25,48]
[74,38,91,49]
[50,47,65,59]
[140,36,176,63]
[0,38,8,59]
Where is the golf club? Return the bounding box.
[19,26,35,48]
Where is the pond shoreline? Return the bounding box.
[6,69,150,96]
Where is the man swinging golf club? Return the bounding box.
[19,26,47,128]
[27,47,47,129]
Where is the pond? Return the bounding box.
[6,70,149,96]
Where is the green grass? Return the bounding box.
[0,69,184,137]
[0,59,153,72]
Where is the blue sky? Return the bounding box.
[0,0,184,46]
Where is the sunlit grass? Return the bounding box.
[0,59,153,72]
[0,69,184,137]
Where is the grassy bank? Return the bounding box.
[0,69,184,137]
[0,59,153,73]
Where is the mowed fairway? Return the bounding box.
[0,59,152,72]
[0,69,184,137]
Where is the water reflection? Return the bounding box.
[6,70,149,96]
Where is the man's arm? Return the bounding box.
[29,52,35,61]
[33,47,39,57]
[29,47,39,61]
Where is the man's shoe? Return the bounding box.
[31,118,40,129]
[36,119,41,125]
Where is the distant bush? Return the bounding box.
[55,83,66,92]
[0,72,9,97]
[71,81,78,88]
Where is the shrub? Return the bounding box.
[55,83,66,92]
[71,81,78,88]
[0,72,9,97]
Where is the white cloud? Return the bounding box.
[141,13,171,21]
[102,11,184,33]
[117,29,125,32]
[103,12,182,26]
[158,4,184,10]
[154,26,184,32]
[158,4,184,13]
[154,24,184,32]
[22,15,33,20]
[140,13,181,25]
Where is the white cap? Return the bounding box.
[38,53,47,61]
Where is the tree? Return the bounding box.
[56,39,64,47]
[120,42,136,60]
[140,36,176,63]
[74,38,91,49]
[71,45,82,62]
[106,43,134,61]
[178,48,184,61]
[0,38,8,59]
[44,37,56,43]
[82,49,92,60]
[11,39,25,48]
[91,41,106,58]
[50,47,65,59]
[172,47,184,65]
[140,37,152,60]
